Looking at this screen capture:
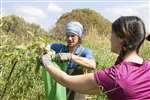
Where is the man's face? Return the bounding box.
[66,32,79,47]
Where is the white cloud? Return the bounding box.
[104,7,142,21]
[47,2,64,13]
[4,6,49,29]
[100,4,149,32]
[16,6,47,18]
[111,8,137,16]
[23,16,39,24]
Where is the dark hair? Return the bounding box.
[146,34,150,41]
[112,16,148,64]
[78,37,82,44]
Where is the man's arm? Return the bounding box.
[71,54,96,69]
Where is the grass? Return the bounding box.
[0,31,150,100]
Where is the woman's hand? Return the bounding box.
[42,54,52,69]
[42,54,100,95]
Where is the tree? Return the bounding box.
[1,15,47,37]
[51,8,111,38]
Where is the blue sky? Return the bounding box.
[1,0,150,32]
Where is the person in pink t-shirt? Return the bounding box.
[42,16,150,100]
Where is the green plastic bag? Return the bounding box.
[42,61,67,100]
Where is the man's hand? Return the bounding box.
[56,53,72,61]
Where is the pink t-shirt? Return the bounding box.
[94,60,150,100]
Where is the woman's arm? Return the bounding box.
[71,54,96,69]
[42,54,99,95]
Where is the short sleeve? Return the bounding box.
[82,48,95,60]
[46,44,51,51]
[47,44,66,53]
[94,66,118,92]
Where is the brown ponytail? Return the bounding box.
[146,34,150,41]
[115,46,127,64]
[112,16,146,64]
[115,41,133,64]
